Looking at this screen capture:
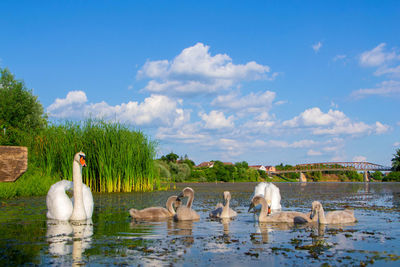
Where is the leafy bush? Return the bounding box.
[155,160,171,179]
[345,171,363,182]
[370,171,383,181]
[383,172,400,182]
[169,162,191,182]
[309,171,322,181]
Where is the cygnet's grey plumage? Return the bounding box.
[249,195,310,223]
[209,191,237,219]
[310,201,356,224]
[209,203,223,218]
[175,187,200,221]
[129,195,180,220]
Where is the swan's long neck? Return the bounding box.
[221,197,230,217]
[166,196,177,215]
[317,205,327,224]
[187,192,194,208]
[258,198,269,221]
[70,160,87,221]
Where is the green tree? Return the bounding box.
[383,171,400,182]
[0,68,47,145]
[392,148,400,171]
[161,152,179,163]
[371,171,383,181]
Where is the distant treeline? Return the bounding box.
[155,153,400,183]
[155,153,268,183]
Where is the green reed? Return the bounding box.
[30,119,159,193]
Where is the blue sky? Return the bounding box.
[1,1,399,166]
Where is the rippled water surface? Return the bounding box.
[1,182,400,266]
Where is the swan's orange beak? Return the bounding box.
[267,206,271,215]
[80,156,87,167]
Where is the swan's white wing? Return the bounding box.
[82,184,94,219]
[251,182,268,212]
[46,180,73,221]
[265,183,281,210]
[253,182,267,198]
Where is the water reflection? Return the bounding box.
[46,219,93,266]
[253,221,310,244]
[168,220,195,245]
[221,218,231,235]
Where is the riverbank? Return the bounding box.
[2,170,398,199]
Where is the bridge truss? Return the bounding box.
[272,162,391,174]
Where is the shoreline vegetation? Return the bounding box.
[1,125,400,199]
[0,120,159,199]
[1,67,400,199]
[156,153,399,185]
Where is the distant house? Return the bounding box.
[196,161,234,168]
[265,166,276,172]
[249,165,267,172]
[197,161,215,168]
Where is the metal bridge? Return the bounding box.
[272,162,391,174]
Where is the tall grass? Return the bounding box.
[30,120,159,193]
[0,167,58,199]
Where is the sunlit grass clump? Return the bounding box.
[0,167,58,199]
[30,120,159,193]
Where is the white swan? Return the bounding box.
[251,182,281,213]
[310,201,356,224]
[46,152,93,221]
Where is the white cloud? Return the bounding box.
[394,142,400,147]
[375,121,390,134]
[216,138,243,157]
[312,42,322,53]
[322,146,339,152]
[267,139,317,148]
[156,122,206,143]
[352,80,400,98]
[353,155,367,162]
[354,43,400,100]
[243,117,276,132]
[359,43,398,67]
[333,54,346,62]
[212,90,276,114]
[282,107,346,127]
[313,121,371,135]
[199,110,234,129]
[47,91,187,127]
[307,149,322,156]
[138,43,275,95]
[374,65,400,77]
[47,90,88,119]
[282,107,389,136]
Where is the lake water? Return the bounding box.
[1,182,399,266]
